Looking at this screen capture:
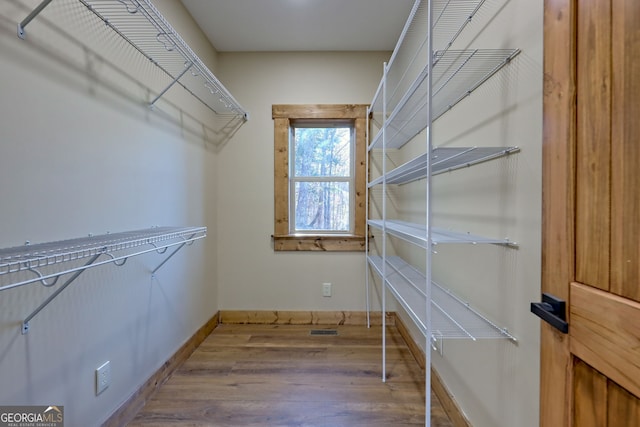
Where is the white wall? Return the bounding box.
[0,1,221,425]
[386,1,543,426]
[214,51,390,311]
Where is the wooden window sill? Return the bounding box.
[272,234,365,252]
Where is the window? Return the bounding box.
[272,104,367,251]
[291,121,353,233]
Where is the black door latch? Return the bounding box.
[530,293,569,334]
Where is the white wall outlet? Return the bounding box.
[322,282,332,297]
[95,361,111,395]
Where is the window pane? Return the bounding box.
[293,127,351,177]
[294,181,350,231]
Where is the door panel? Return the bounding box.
[573,359,607,427]
[570,283,640,399]
[575,0,610,290]
[573,360,640,427]
[611,0,640,300]
[608,382,640,426]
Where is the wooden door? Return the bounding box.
[541,0,640,426]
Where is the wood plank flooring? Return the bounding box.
[128,324,453,426]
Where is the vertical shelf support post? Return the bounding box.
[365,106,371,329]
[425,0,435,425]
[381,60,388,383]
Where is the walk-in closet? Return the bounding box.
[2,0,591,426]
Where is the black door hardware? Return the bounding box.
[530,293,568,333]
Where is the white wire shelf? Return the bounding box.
[0,226,207,334]
[17,0,248,119]
[367,219,516,248]
[372,0,489,115]
[368,255,515,341]
[369,146,519,187]
[369,48,520,151]
[0,226,207,291]
[383,0,489,116]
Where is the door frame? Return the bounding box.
[541,0,576,425]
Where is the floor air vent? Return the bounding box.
[310,329,338,336]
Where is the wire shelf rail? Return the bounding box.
[0,226,207,333]
[367,219,516,248]
[371,0,489,116]
[17,0,248,119]
[370,48,520,151]
[368,255,516,342]
[368,146,520,187]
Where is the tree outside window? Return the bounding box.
[291,124,353,233]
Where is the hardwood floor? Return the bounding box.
[128,324,453,426]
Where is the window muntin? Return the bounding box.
[290,122,355,234]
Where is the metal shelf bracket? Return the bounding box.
[17,0,54,39]
[150,61,193,108]
[151,235,195,278]
[22,252,103,335]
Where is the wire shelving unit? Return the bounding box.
[17,0,248,120]
[364,0,520,425]
[0,226,207,334]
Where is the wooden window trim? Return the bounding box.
[272,104,368,251]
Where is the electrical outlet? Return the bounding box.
[95,361,111,395]
[322,282,332,297]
